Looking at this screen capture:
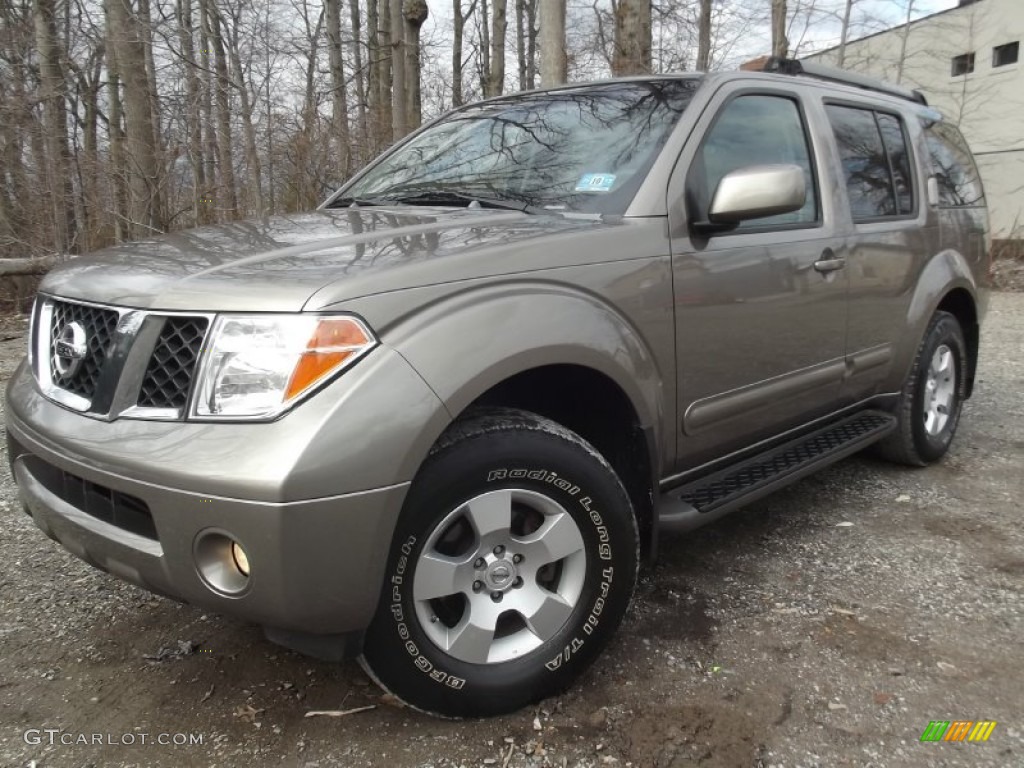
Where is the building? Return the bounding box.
[807,0,1023,241]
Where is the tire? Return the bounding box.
[875,311,967,466]
[360,407,639,717]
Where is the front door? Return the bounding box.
[667,85,849,470]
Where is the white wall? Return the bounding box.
[808,0,1024,238]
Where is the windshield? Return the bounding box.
[336,79,701,214]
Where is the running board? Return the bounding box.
[658,410,896,534]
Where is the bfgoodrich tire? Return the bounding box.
[876,311,968,466]
[360,407,639,717]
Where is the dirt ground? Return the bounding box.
[1,294,1022,768]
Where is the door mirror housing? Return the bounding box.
[700,164,806,231]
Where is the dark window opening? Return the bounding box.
[922,120,985,208]
[691,94,819,231]
[951,52,975,76]
[993,42,1019,67]
[826,105,915,221]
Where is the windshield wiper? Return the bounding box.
[376,190,541,214]
[325,195,388,208]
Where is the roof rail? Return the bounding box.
[757,56,928,106]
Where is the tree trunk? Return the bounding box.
[105,0,164,237]
[136,0,163,170]
[205,2,238,218]
[79,57,103,249]
[895,0,915,84]
[539,0,566,86]
[198,0,219,223]
[390,0,407,139]
[453,0,464,105]
[350,0,368,165]
[223,8,266,216]
[325,0,352,177]
[487,0,506,96]
[696,0,712,71]
[377,0,394,146]
[771,0,788,58]
[526,0,537,88]
[33,0,76,253]
[404,0,429,130]
[612,0,651,76]
[515,0,527,90]
[103,20,128,241]
[480,0,491,95]
[837,0,853,68]
[177,0,206,227]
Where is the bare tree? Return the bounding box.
[390,0,407,138]
[539,0,565,85]
[325,0,352,176]
[106,0,164,235]
[771,0,788,58]
[612,0,651,75]
[453,0,466,105]
[33,0,77,252]
[487,0,506,95]
[696,0,713,71]
[404,0,429,129]
[895,0,916,84]
[222,4,266,215]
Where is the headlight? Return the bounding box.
[192,314,376,420]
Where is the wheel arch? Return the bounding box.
[897,250,981,397]
[935,287,979,398]
[386,283,668,561]
[465,365,658,562]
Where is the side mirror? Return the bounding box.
[704,164,806,228]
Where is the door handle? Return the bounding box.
[813,250,846,274]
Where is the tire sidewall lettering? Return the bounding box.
[385,467,623,690]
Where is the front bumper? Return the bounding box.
[4,346,450,639]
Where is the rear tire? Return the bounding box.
[360,407,638,717]
[875,311,967,466]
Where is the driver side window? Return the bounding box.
[693,94,819,230]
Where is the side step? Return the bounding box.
[658,409,896,534]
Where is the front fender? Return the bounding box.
[381,279,668,466]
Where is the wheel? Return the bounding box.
[875,311,967,466]
[360,407,639,717]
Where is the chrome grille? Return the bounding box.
[137,317,209,409]
[48,300,119,399]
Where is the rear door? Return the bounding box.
[821,101,927,403]
[666,82,849,471]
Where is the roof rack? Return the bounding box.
[758,56,928,106]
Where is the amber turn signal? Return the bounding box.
[284,317,374,401]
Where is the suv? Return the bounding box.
[5,59,988,717]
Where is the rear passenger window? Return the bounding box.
[693,94,818,230]
[923,121,985,207]
[825,105,915,221]
[876,114,914,215]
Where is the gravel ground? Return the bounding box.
[0,294,1022,768]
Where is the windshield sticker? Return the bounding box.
[575,174,616,193]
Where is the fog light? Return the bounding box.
[194,531,251,595]
[231,541,250,576]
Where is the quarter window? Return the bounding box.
[692,94,818,230]
[826,105,914,221]
[993,41,1019,67]
[922,121,985,208]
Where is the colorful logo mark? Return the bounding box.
[920,720,997,742]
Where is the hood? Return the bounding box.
[41,206,610,312]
